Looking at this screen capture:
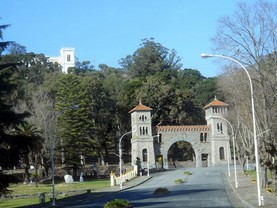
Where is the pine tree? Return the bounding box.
[55,74,98,176]
[0,24,29,196]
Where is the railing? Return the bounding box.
[110,165,137,186]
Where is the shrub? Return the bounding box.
[174,178,184,184]
[104,198,132,208]
[157,156,163,165]
[183,171,192,175]
[153,187,170,195]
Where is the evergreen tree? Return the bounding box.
[0,24,29,196]
[55,74,97,176]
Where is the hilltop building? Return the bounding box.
[48,48,75,73]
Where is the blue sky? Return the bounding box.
[0,0,258,77]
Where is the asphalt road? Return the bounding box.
[73,167,234,208]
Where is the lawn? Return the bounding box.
[245,169,274,193]
[0,178,110,208]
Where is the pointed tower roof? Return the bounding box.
[203,97,228,109]
[129,101,152,113]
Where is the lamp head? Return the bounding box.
[200,53,213,59]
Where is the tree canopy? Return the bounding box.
[0,24,31,196]
[0,24,218,195]
[212,0,277,192]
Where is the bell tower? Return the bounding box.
[204,97,230,166]
[129,102,156,169]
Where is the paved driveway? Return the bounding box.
[74,167,233,208]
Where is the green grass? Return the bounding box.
[8,179,109,194]
[0,198,42,208]
[245,169,274,193]
[244,169,256,176]
[0,179,110,208]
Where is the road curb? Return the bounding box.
[117,176,153,192]
[224,172,254,208]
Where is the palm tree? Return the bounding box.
[11,122,43,185]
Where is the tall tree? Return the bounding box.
[55,74,97,176]
[213,0,277,191]
[28,87,56,177]
[82,72,117,163]
[6,42,26,55]
[11,122,43,184]
[0,23,29,196]
[1,47,63,179]
[119,38,182,78]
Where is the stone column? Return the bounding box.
[195,152,202,167]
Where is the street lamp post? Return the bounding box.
[201,53,261,206]
[226,142,231,177]
[119,130,135,189]
[147,137,149,177]
[50,132,55,206]
[51,105,79,206]
[211,116,237,188]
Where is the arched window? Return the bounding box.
[67,54,71,62]
[217,123,223,134]
[142,149,147,162]
[204,133,207,142]
[219,147,225,160]
[200,133,203,142]
[158,134,162,143]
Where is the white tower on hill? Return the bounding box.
[49,48,75,73]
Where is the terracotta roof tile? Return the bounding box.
[157,125,211,132]
[203,98,228,109]
[129,103,152,113]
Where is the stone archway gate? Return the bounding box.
[157,125,212,169]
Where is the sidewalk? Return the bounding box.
[225,167,277,208]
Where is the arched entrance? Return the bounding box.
[130,99,230,169]
[167,141,195,168]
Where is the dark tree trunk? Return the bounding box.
[72,164,78,178]
[242,156,247,173]
[24,166,30,184]
[35,165,38,188]
[260,164,266,188]
[271,168,277,195]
